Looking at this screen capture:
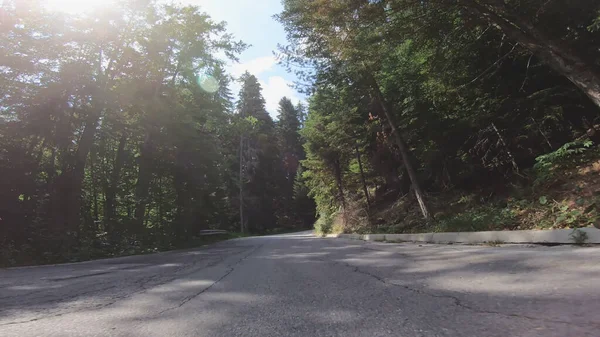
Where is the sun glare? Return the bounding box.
[44,0,116,14]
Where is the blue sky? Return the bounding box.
[181,0,302,118]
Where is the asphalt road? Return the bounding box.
[2,231,600,337]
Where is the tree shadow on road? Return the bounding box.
[1,236,599,336]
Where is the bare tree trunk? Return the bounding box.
[51,47,107,246]
[239,129,245,234]
[491,122,519,172]
[71,114,100,225]
[355,142,371,206]
[466,0,600,108]
[133,131,153,235]
[174,170,188,240]
[90,149,99,222]
[531,117,553,150]
[367,73,433,223]
[157,177,164,228]
[173,148,192,241]
[19,138,47,213]
[48,146,56,185]
[52,111,101,243]
[104,132,127,238]
[144,205,150,228]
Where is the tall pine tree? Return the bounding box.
[236,73,284,233]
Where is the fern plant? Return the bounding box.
[534,140,594,185]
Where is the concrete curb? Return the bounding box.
[324,227,600,244]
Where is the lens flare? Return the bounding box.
[44,0,116,14]
[197,74,219,94]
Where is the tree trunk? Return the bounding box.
[491,122,519,172]
[465,0,600,109]
[173,150,191,241]
[355,142,371,206]
[90,149,99,222]
[367,73,433,223]
[104,132,127,238]
[239,133,246,234]
[531,117,553,150]
[173,177,187,240]
[157,177,164,228]
[70,113,101,227]
[51,46,108,245]
[51,111,101,243]
[47,146,56,185]
[133,131,153,235]
[332,158,346,210]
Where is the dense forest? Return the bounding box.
[0,0,314,265]
[276,0,600,235]
[2,0,600,266]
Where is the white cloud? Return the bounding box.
[227,75,301,118]
[229,56,276,77]
[226,56,304,119]
[259,76,302,118]
[229,81,242,101]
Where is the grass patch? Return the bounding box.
[433,205,515,233]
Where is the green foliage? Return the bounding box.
[237,73,293,233]
[0,1,313,266]
[3,0,600,265]
[314,212,335,236]
[547,199,599,229]
[570,229,589,245]
[534,140,594,185]
[434,205,516,233]
[589,13,600,32]
[278,0,600,236]
[293,167,317,227]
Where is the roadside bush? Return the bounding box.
[335,200,370,233]
[314,212,335,236]
[434,204,516,232]
[534,139,594,185]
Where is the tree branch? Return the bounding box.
[519,54,534,92]
[458,42,519,88]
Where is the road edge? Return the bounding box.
[324,227,600,244]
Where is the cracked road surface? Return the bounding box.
[2,232,600,336]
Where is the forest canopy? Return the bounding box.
[276,0,600,234]
[2,0,600,266]
[0,0,313,266]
